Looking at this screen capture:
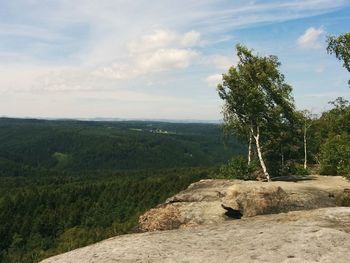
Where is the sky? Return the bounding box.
[0,0,350,121]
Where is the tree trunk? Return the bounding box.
[248,133,252,166]
[251,127,270,181]
[304,127,307,169]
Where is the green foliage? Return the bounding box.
[0,118,244,175]
[320,134,350,176]
[52,152,73,169]
[218,44,296,179]
[219,156,258,180]
[309,97,350,177]
[0,118,238,262]
[288,164,310,176]
[327,32,350,84]
[218,44,295,130]
[220,156,248,179]
[0,167,217,262]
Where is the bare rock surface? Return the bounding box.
[41,207,350,263]
[139,175,350,231]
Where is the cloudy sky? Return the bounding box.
[1,0,350,120]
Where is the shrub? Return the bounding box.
[289,164,310,176]
[220,156,247,179]
[220,156,258,180]
[320,134,350,177]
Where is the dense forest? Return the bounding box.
[0,118,243,175]
[0,119,242,262]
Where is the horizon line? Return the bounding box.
[0,116,223,124]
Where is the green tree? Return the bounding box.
[218,44,295,181]
[327,32,350,84]
[296,110,315,169]
[320,134,350,176]
[312,97,350,176]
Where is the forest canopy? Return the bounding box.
[0,119,241,262]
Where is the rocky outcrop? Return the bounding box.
[41,207,350,263]
[139,175,350,231]
[40,175,350,263]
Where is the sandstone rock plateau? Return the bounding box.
[41,176,350,263]
[139,175,350,231]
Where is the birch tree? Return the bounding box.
[298,110,315,169]
[218,44,295,181]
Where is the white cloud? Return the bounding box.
[136,48,198,73]
[204,55,237,70]
[297,27,325,49]
[34,68,101,92]
[128,30,200,54]
[93,63,132,80]
[128,30,178,54]
[0,65,57,92]
[94,30,200,80]
[206,74,222,87]
[181,30,201,47]
[94,48,198,80]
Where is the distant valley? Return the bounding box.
[0,118,243,262]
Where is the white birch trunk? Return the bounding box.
[304,127,307,169]
[248,133,252,166]
[251,126,270,181]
